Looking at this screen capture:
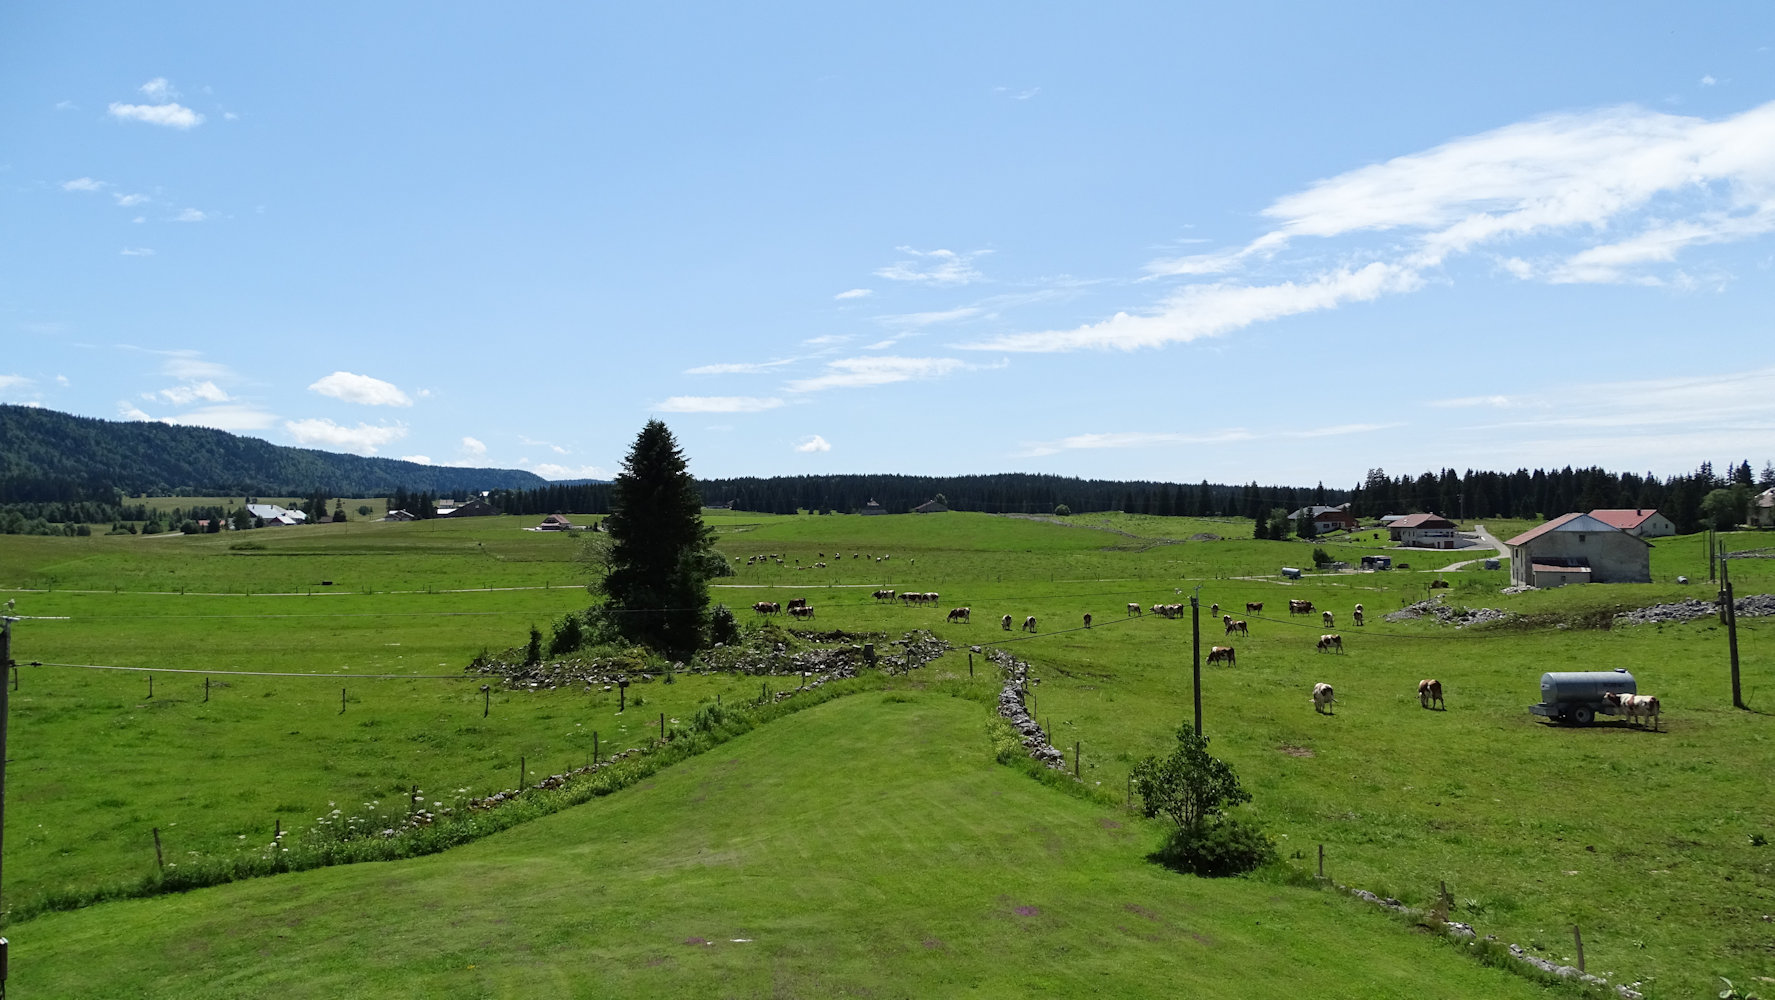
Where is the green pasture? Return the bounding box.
[17,692,1556,1000]
[0,510,1771,997]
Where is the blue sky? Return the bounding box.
[4,3,1774,488]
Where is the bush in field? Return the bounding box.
[525,625,543,666]
[1132,725,1272,876]
[708,603,739,646]
[1312,546,1332,566]
[1053,504,1072,517]
[548,612,586,657]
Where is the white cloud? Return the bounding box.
[1431,394,1513,409]
[994,86,1041,101]
[1017,422,1395,458]
[794,435,832,453]
[400,455,433,465]
[114,193,149,207]
[0,375,33,392]
[835,288,873,300]
[652,395,786,413]
[108,101,204,129]
[55,375,69,386]
[519,434,569,454]
[874,247,990,286]
[461,436,486,456]
[785,355,973,392]
[962,263,1419,353]
[683,359,794,375]
[161,356,234,381]
[173,207,207,222]
[802,334,850,346]
[154,380,229,405]
[307,371,414,407]
[54,100,76,112]
[529,463,609,480]
[61,177,105,192]
[1701,75,1718,87]
[283,418,407,455]
[882,306,982,327]
[120,247,154,256]
[118,402,153,421]
[139,77,178,101]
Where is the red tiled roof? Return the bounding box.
[1588,509,1660,531]
[1390,513,1454,529]
[1505,512,1587,547]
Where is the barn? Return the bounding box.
[1387,513,1459,548]
[1752,487,1775,529]
[1506,512,1652,588]
[1587,508,1676,538]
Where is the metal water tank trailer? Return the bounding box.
[1529,668,1636,725]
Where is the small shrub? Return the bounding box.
[547,612,586,657]
[1312,546,1332,566]
[1053,504,1072,517]
[1150,815,1276,876]
[708,603,739,646]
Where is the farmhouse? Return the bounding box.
[1310,508,1358,534]
[383,509,417,522]
[912,499,949,514]
[246,503,306,526]
[860,499,887,516]
[435,497,497,518]
[1506,512,1652,588]
[1752,487,1775,528]
[1587,508,1676,538]
[536,514,573,531]
[1387,513,1459,549]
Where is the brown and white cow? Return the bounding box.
[946,607,971,624]
[789,605,815,619]
[1312,682,1335,714]
[1022,616,1038,633]
[1605,692,1661,730]
[1207,645,1236,666]
[1289,599,1315,615]
[1246,602,1263,613]
[1352,609,1365,627]
[1001,614,1014,631]
[1224,619,1248,637]
[1316,634,1343,653]
[752,601,779,615]
[1127,602,1142,616]
[1418,678,1444,710]
[1083,613,1093,628]
[1322,610,1335,628]
[1210,603,1220,616]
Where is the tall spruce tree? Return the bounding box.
[598,420,716,656]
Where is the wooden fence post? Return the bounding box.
[1573,925,1585,973]
[152,827,164,871]
[1318,844,1324,878]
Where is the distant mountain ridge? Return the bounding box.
[0,404,549,497]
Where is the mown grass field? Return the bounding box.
[2,510,1771,997]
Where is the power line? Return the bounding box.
[33,661,472,680]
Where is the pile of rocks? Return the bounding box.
[1613,593,1775,626]
[1383,600,1512,628]
[987,649,1067,770]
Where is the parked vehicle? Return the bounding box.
[1528,668,1636,725]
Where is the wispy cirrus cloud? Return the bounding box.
[120,247,154,256]
[880,305,982,328]
[785,355,978,393]
[1017,422,1397,458]
[148,380,229,406]
[989,100,1775,354]
[652,395,786,413]
[834,288,873,300]
[308,371,414,407]
[283,418,407,455]
[875,247,990,286]
[683,359,795,376]
[61,177,105,192]
[529,462,609,480]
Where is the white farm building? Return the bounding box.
[1506,512,1651,588]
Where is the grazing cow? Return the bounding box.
[1322,610,1335,628]
[1001,614,1014,631]
[1605,692,1662,730]
[752,601,779,615]
[1225,619,1248,637]
[1207,645,1235,666]
[1083,613,1093,628]
[1022,616,1038,633]
[1352,609,1364,627]
[1222,613,1234,628]
[873,589,895,601]
[1353,603,1364,615]
[1210,603,1220,617]
[1312,682,1336,714]
[947,607,971,624]
[787,598,807,610]
[1418,678,1444,710]
[1246,602,1263,613]
[789,605,815,619]
[1289,599,1316,615]
[925,592,941,606]
[1127,602,1142,616]
[1316,634,1343,653]
[1430,579,1449,590]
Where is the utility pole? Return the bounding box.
[1190,587,1203,736]
[1723,543,1744,709]
[1,614,14,928]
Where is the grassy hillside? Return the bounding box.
[17,692,1555,999]
[1,510,1770,997]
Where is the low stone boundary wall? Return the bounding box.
[986,648,1066,770]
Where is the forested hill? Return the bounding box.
[0,404,547,499]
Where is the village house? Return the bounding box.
[1505,512,1652,588]
[860,499,887,516]
[435,497,497,518]
[1752,487,1775,529]
[912,499,949,514]
[1587,508,1676,538]
[246,503,306,526]
[383,509,417,522]
[535,514,573,531]
[1387,513,1459,549]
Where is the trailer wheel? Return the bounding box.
[1572,706,1595,726]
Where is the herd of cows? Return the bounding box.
[743,584,1667,730]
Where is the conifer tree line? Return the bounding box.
[484,461,1774,534]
